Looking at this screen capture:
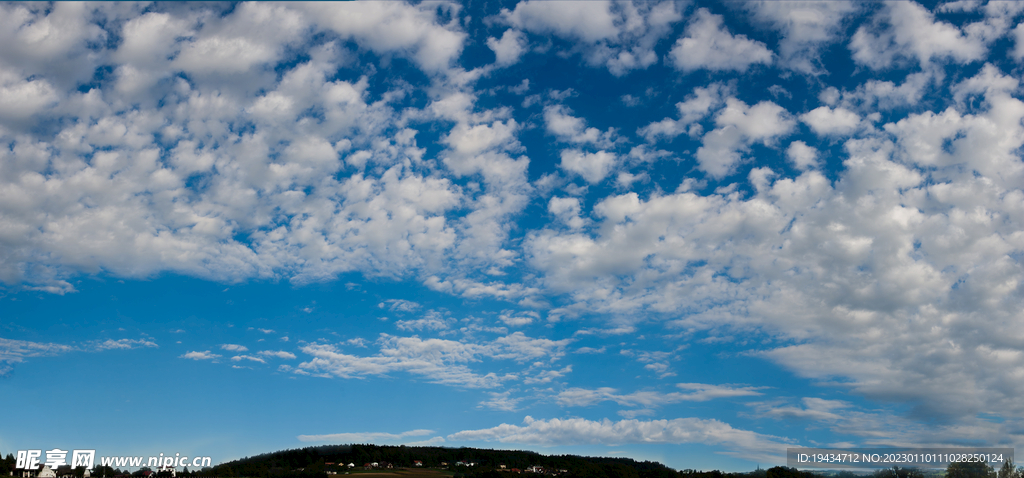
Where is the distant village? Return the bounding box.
[10,461,571,477]
[5,458,572,478]
[11,463,200,478]
[318,460,568,474]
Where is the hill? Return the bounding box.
[203,444,758,478]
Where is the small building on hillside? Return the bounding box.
[19,465,57,478]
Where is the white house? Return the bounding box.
[19,465,57,478]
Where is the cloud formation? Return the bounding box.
[449,416,789,462]
[3,0,1024,456]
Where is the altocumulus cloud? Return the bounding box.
[2,0,1024,462]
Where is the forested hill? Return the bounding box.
[208,444,755,478]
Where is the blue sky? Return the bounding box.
[3,0,1024,472]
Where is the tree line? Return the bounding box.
[4,447,1022,478]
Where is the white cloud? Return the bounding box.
[395,311,453,331]
[950,62,1019,104]
[559,149,618,184]
[618,409,657,419]
[1013,23,1024,60]
[297,2,466,73]
[0,3,108,88]
[849,1,993,69]
[1,337,159,375]
[556,383,764,408]
[0,73,59,127]
[639,84,726,142]
[574,326,636,337]
[259,350,297,360]
[544,105,616,147]
[180,350,221,360]
[501,1,618,43]
[379,299,422,313]
[499,311,538,327]
[695,98,795,178]
[525,75,1024,427]
[786,141,819,170]
[479,391,522,411]
[523,365,572,384]
[801,106,863,136]
[114,12,191,67]
[231,354,266,363]
[548,197,586,230]
[839,70,934,110]
[487,29,528,67]
[92,339,158,351]
[173,3,306,78]
[751,397,852,422]
[669,9,773,73]
[0,337,74,375]
[447,416,789,461]
[221,344,249,352]
[296,332,569,388]
[501,1,682,76]
[746,1,859,74]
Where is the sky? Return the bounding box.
[2,0,1024,473]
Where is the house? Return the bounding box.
[346,464,354,469]
[413,461,422,467]
[18,465,54,478]
[527,465,544,473]
[19,466,57,478]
